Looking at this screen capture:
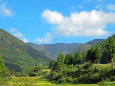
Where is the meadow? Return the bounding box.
[1,76,98,86]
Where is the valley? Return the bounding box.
[0,29,115,86]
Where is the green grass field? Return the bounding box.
[1,76,98,86]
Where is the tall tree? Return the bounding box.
[0,55,6,77]
[57,53,65,70]
[73,52,82,65]
[107,37,115,69]
[86,46,96,63]
[64,54,73,65]
[95,46,101,63]
[49,59,56,69]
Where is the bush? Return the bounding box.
[98,80,113,86]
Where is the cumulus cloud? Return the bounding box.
[22,38,28,43]
[0,2,13,16]
[42,10,115,37]
[14,32,24,38]
[35,32,52,43]
[107,4,115,11]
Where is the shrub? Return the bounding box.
[98,79,113,86]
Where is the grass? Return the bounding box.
[1,76,98,86]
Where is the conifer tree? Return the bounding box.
[107,37,115,69]
[0,55,6,77]
[57,53,65,70]
[95,46,101,63]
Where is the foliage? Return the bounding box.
[74,39,104,53]
[5,67,11,77]
[49,59,56,69]
[98,79,114,86]
[0,55,6,77]
[64,54,73,65]
[0,29,49,72]
[73,52,82,65]
[57,53,65,70]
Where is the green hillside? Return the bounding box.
[0,29,49,72]
[28,43,82,59]
[74,39,105,53]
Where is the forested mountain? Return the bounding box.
[74,39,105,53]
[0,29,49,72]
[28,43,82,59]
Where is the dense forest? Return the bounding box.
[0,29,115,86]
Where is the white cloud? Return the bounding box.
[107,4,115,11]
[10,28,17,32]
[42,10,64,24]
[14,32,24,38]
[0,2,13,16]
[22,38,28,43]
[42,10,115,37]
[35,32,52,43]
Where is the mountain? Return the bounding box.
[28,43,82,59]
[74,39,105,53]
[28,42,53,59]
[0,29,49,72]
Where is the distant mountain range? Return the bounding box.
[28,39,105,59]
[0,29,49,72]
[28,43,82,59]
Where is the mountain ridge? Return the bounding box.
[0,29,49,72]
[28,42,82,59]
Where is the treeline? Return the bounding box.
[49,34,115,84]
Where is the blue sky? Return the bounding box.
[0,0,115,44]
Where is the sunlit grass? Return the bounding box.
[5,76,98,86]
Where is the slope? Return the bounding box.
[0,29,49,72]
[28,43,82,59]
[74,39,105,53]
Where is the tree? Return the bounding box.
[21,70,27,76]
[0,55,6,77]
[57,53,65,70]
[64,54,73,65]
[5,67,11,77]
[95,46,101,63]
[73,52,82,65]
[76,52,82,64]
[49,59,56,69]
[107,37,115,69]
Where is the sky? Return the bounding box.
[0,0,115,44]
